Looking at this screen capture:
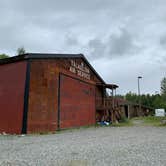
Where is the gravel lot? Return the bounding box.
[0,126,166,166]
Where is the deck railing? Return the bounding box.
[96,97,115,110]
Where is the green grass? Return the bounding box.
[131,116,166,126]
[112,119,133,127]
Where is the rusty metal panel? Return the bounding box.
[27,61,58,133]
[0,61,27,134]
[60,74,96,129]
[27,58,103,133]
[56,58,102,83]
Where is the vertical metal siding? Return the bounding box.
[60,74,96,129]
[27,59,103,133]
[0,61,27,134]
[27,61,58,133]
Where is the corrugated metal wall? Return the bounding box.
[0,57,103,134]
[27,61,58,133]
[0,61,27,134]
[27,59,102,133]
[59,74,96,129]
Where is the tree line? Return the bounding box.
[125,92,166,110]
[120,78,166,110]
[0,47,26,59]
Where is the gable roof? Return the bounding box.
[0,53,105,84]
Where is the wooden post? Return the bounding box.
[111,88,115,123]
[128,105,130,119]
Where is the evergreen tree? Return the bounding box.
[161,77,166,95]
[17,47,26,55]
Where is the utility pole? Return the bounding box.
[138,76,142,115]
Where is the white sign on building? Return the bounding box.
[155,109,165,117]
[69,60,91,80]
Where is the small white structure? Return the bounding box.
[155,109,165,117]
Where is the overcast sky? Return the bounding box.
[0,0,166,94]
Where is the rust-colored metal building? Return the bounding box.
[0,53,117,134]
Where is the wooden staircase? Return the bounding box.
[96,97,123,123]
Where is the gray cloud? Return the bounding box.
[65,34,79,46]
[87,27,139,59]
[88,38,106,59]
[108,28,138,56]
[0,0,119,14]
[0,0,166,94]
[160,36,166,47]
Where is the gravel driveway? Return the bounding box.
[0,126,166,166]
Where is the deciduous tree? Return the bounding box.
[0,54,9,59]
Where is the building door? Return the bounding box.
[59,74,95,129]
[124,105,128,118]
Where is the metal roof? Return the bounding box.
[96,83,119,89]
[0,53,83,64]
[0,53,106,84]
